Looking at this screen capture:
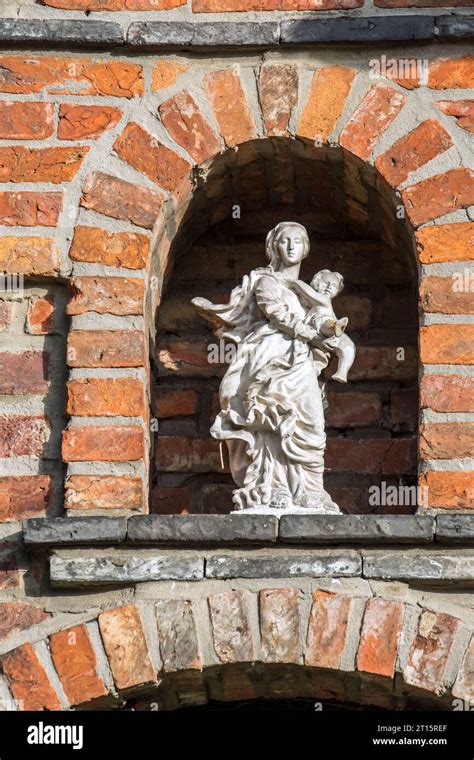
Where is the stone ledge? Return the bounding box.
[127,21,280,48]
[281,16,435,44]
[128,514,278,544]
[0,16,472,49]
[48,546,474,586]
[0,19,125,46]
[24,516,127,548]
[23,514,474,549]
[50,552,203,586]
[279,514,434,543]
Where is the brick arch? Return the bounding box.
[0,53,471,518]
[0,589,472,711]
[60,59,472,515]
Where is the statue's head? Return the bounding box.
[265,222,310,270]
[310,269,344,298]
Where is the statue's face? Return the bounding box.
[313,274,340,298]
[276,226,306,267]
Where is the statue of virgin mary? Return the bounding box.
[192,222,344,514]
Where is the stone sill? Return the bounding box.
[23,513,474,551]
[49,546,474,587]
[0,16,472,50]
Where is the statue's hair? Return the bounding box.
[311,269,344,295]
[265,222,310,270]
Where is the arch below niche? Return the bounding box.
[0,588,471,712]
[150,137,421,516]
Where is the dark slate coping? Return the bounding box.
[436,15,474,39]
[23,513,474,550]
[24,517,127,548]
[435,514,474,543]
[0,19,124,47]
[281,16,435,44]
[0,16,472,50]
[127,21,280,48]
[128,514,278,544]
[206,552,362,579]
[279,514,434,543]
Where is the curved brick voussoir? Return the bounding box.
[1,587,472,711]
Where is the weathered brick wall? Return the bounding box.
[0,26,472,712]
[0,49,472,519]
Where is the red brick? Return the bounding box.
[156,338,223,377]
[155,436,222,472]
[114,122,191,192]
[194,0,362,8]
[420,275,474,314]
[416,222,474,264]
[0,101,54,139]
[150,486,191,514]
[0,146,88,184]
[155,599,202,671]
[0,237,59,274]
[69,226,150,269]
[259,63,298,137]
[67,276,144,316]
[0,56,143,97]
[404,610,460,694]
[0,416,49,457]
[325,392,382,427]
[58,104,121,140]
[420,423,474,460]
[67,330,146,368]
[305,591,351,669]
[419,471,473,509]
[420,375,474,413]
[259,589,300,664]
[220,667,256,701]
[0,603,49,641]
[325,437,416,474]
[62,426,144,462]
[0,475,52,521]
[155,388,199,418]
[340,85,406,160]
[356,598,404,678]
[50,625,107,706]
[152,61,188,92]
[0,302,12,331]
[98,605,156,690]
[67,378,146,417]
[437,100,474,135]
[428,57,474,90]
[208,591,253,663]
[402,168,474,227]
[65,475,143,510]
[375,120,453,188]
[44,0,184,7]
[420,324,474,364]
[297,66,355,141]
[159,91,221,164]
[0,351,48,394]
[391,388,418,426]
[26,296,55,335]
[0,541,19,589]
[2,643,61,711]
[338,345,418,381]
[81,173,163,229]
[204,68,256,147]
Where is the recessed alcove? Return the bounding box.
[151,137,419,516]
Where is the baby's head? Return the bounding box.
[311,270,344,299]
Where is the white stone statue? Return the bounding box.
[192,222,356,515]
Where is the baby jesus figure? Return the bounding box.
[290,269,356,383]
